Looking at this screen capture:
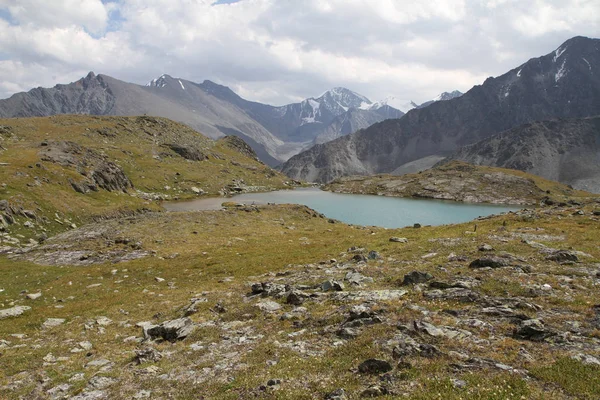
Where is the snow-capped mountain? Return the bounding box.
[281,36,600,184]
[360,91,463,114]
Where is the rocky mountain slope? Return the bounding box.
[324,161,588,205]
[440,116,600,193]
[0,115,290,245]
[281,36,600,183]
[0,75,408,165]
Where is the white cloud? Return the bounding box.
[0,0,598,104]
[0,0,110,34]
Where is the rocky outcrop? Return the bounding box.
[323,161,562,205]
[40,141,132,193]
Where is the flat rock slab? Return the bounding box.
[332,290,407,302]
[0,305,31,319]
[256,300,282,312]
[43,318,66,329]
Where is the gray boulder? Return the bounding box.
[401,271,434,285]
[144,318,195,342]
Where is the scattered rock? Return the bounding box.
[357,359,393,374]
[26,292,42,300]
[70,390,107,400]
[0,305,31,319]
[478,244,494,251]
[352,254,368,263]
[144,317,195,342]
[42,318,66,329]
[96,316,112,326]
[514,319,554,341]
[571,353,600,366]
[401,271,434,285]
[134,347,163,364]
[325,388,348,400]
[286,290,309,305]
[389,237,408,243]
[345,271,374,286]
[361,384,390,397]
[256,300,282,312]
[321,280,344,292]
[337,327,360,339]
[88,376,117,390]
[546,250,578,263]
[423,288,482,303]
[469,256,512,269]
[367,250,381,260]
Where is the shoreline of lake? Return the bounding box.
[162,188,523,228]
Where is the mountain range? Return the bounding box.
[281,36,600,191]
[0,72,460,166]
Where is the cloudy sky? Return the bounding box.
[0,0,598,106]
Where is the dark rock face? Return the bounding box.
[281,36,600,183]
[442,116,600,193]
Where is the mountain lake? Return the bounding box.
[163,188,523,228]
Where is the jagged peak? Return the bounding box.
[433,90,463,101]
[146,74,174,88]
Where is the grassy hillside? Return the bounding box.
[1,201,599,399]
[0,115,290,244]
[324,161,593,205]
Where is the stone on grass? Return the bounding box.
[469,256,510,269]
[144,317,195,342]
[325,388,348,400]
[401,271,433,285]
[42,318,66,329]
[389,237,408,243]
[514,319,554,341]
[0,305,31,319]
[286,290,308,306]
[546,250,578,263]
[134,347,163,364]
[321,280,344,292]
[357,359,393,374]
[26,292,42,300]
[256,300,282,312]
[478,244,494,252]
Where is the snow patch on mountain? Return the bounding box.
[555,59,567,82]
[582,58,592,71]
[553,45,567,62]
[178,80,185,90]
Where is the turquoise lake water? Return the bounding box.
[164,188,522,228]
